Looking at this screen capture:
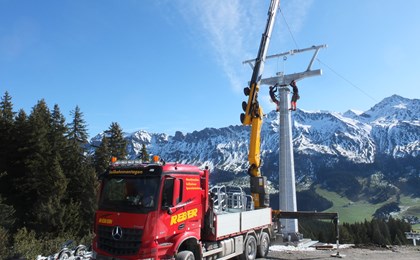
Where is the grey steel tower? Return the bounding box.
[245,44,326,237]
[278,85,298,234]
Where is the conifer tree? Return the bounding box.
[0,91,15,124]
[0,226,8,258]
[371,220,388,245]
[140,143,150,162]
[0,92,16,196]
[106,122,127,160]
[94,135,111,174]
[66,105,88,146]
[64,105,97,235]
[16,100,69,233]
[50,104,68,162]
[30,155,69,234]
[14,109,28,137]
[12,104,50,226]
[0,195,15,230]
[339,225,354,244]
[7,109,29,226]
[63,106,88,187]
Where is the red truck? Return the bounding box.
[92,158,273,260]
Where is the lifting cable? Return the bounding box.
[279,7,378,103]
[316,58,378,103]
[279,8,299,49]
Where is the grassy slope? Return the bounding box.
[412,224,420,231]
[315,187,420,226]
[399,196,420,214]
[315,187,386,223]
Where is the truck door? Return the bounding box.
[159,176,201,239]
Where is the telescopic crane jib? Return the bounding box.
[240,0,280,209]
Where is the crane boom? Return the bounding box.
[240,0,280,208]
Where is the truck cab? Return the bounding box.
[93,159,209,259]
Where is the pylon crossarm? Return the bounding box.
[243,44,327,68]
[261,69,322,86]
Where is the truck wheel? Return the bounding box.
[240,235,257,260]
[257,232,270,257]
[176,250,195,260]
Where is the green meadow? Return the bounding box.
[316,187,420,228]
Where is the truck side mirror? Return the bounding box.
[172,178,181,206]
[162,177,182,214]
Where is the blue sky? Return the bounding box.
[1,0,420,138]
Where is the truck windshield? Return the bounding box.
[99,176,160,213]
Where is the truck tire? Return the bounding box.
[239,235,257,260]
[176,250,195,260]
[256,232,270,258]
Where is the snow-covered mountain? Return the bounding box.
[90,95,419,181]
[359,95,420,158]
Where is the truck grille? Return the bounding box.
[98,225,143,256]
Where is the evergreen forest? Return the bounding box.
[0,92,128,259]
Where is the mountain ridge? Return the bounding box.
[90,94,420,184]
[89,94,420,219]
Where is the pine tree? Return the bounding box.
[66,106,88,146]
[94,135,111,174]
[0,92,16,200]
[371,219,390,245]
[7,109,29,227]
[140,143,150,162]
[339,225,354,244]
[0,226,8,259]
[0,91,15,124]
[15,100,69,234]
[63,106,97,235]
[29,155,69,234]
[50,104,68,162]
[0,195,15,230]
[12,103,51,227]
[25,99,52,180]
[106,122,127,160]
[76,164,98,234]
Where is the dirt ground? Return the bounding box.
[264,244,420,260]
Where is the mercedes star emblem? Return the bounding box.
[112,226,123,240]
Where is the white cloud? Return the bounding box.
[175,0,264,92]
[175,0,314,94]
[279,0,314,38]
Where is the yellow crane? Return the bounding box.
[240,0,280,209]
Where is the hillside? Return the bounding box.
[90,95,420,222]
[91,95,419,170]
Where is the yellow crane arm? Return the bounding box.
[248,105,263,177]
[240,0,280,208]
